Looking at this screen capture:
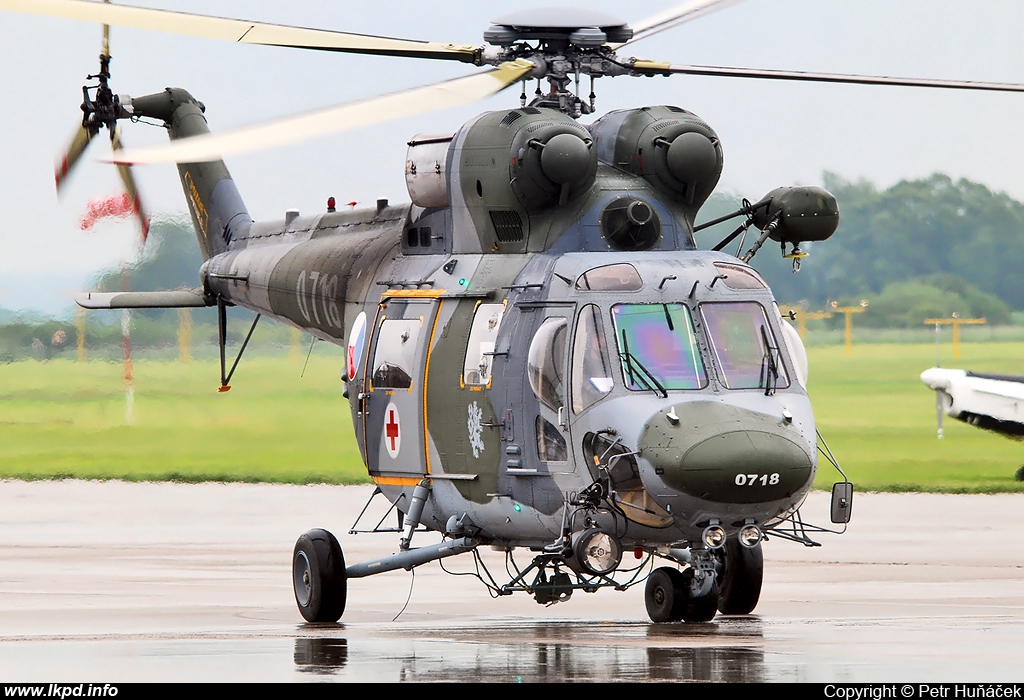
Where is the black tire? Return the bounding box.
[682,569,720,622]
[1015,465,1024,482]
[645,567,687,622]
[716,539,763,615]
[293,528,347,623]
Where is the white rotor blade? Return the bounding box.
[0,0,478,61]
[111,59,535,165]
[619,0,743,47]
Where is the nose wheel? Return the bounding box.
[645,567,687,622]
[293,529,347,623]
[644,565,720,623]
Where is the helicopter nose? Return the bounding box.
[920,367,964,392]
[638,401,814,504]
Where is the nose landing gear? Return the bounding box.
[644,557,720,623]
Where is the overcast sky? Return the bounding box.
[2,0,1023,315]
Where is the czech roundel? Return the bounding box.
[383,402,401,459]
[347,312,366,381]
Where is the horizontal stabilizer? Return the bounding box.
[76,288,213,309]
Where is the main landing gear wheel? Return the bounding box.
[645,567,687,622]
[716,539,763,615]
[293,528,347,623]
[1015,465,1024,482]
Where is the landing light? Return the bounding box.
[702,524,726,550]
[572,528,622,576]
[739,525,763,548]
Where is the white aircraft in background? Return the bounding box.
[920,367,1024,481]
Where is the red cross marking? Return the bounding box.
[386,408,400,451]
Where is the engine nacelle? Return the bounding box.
[508,117,597,210]
[589,106,724,216]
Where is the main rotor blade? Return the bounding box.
[0,0,479,62]
[55,125,95,192]
[630,61,1024,93]
[101,15,109,59]
[620,0,743,47]
[111,125,150,243]
[112,59,535,165]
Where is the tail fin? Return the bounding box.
[128,88,251,260]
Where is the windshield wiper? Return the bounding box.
[759,325,780,396]
[619,332,668,398]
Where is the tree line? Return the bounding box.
[698,173,1022,326]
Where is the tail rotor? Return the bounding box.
[55,4,149,244]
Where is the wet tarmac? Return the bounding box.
[1,480,1022,682]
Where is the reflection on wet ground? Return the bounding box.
[295,638,349,673]
[293,619,769,682]
[283,610,1024,682]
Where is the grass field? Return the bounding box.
[0,344,368,484]
[807,341,1023,492]
[0,340,1021,491]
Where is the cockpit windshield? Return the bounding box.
[701,302,789,390]
[611,304,707,392]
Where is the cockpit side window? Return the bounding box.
[527,317,567,412]
[701,302,790,390]
[611,303,707,391]
[571,304,614,413]
[463,302,505,387]
[536,416,567,462]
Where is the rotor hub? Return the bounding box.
[484,9,632,47]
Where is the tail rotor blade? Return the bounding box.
[55,125,95,193]
[935,390,945,440]
[111,125,150,244]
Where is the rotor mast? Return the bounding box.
[479,9,640,118]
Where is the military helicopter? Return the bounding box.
[7,0,1024,625]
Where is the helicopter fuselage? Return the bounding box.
[176,94,818,552]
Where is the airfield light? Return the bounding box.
[739,525,763,548]
[702,525,726,550]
